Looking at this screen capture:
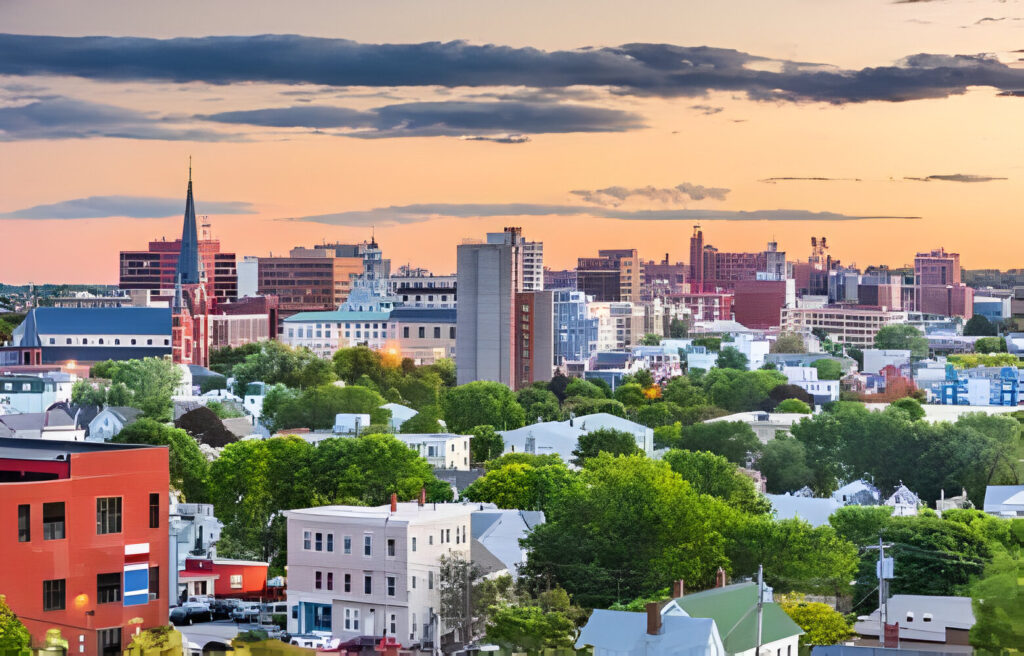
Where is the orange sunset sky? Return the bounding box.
[1,0,1024,284]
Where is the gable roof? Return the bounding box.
[577,609,721,655]
[669,583,802,654]
[983,485,1024,513]
[104,406,144,424]
[766,494,842,527]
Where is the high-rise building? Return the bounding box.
[119,173,237,303]
[487,227,543,291]
[553,290,598,366]
[641,255,688,300]
[515,290,554,388]
[1,439,170,656]
[576,249,640,302]
[914,248,974,318]
[456,240,516,385]
[257,246,364,320]
[688,226,786,292]
[733,279,795,329]
[544,268,578,291]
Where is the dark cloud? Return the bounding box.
[0,195,254,219]
[5,34,1024,104]
[198,101,643,138]
[571,183,730,206]
[284,203,920,227]
[690,104,724,115]
[904,174,1008,182]
[0,95,238,141]
[760,177,863,183]
[461,135,531,144]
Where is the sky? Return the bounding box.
[2,0,1024,284]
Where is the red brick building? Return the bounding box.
[733,279,790,329]
[914,249,973,318]
[0,439,169,656]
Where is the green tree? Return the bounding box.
[516,386,562,423]
[692,337,721,351]
[331,345,386,385]
[663,449,770,515]
[662,376,707,408]
[209,342,262,376]
[756,435,814,493]
[612,383,647,407]
[890,396,925,421]
[811,358,843,380]
[775,398,812,414]
[636,402,686,428]
[398,370,443,409]
[676,421,761,465]
[716,347,749,370]
[110,357,181,420]
[974,336,1007,354]
[639,333,662,346]
[970,547,1024,654]
[206,400,244,419]
[71,379,107,406]
[0,593,31,651]
[571,428,641,466]
[231,341,327,396]
[485,606,577,652]
[874,324,929,360]
[441,381,525,433]
[547,370,571,402]
[399,406,445,433]
[771,332,807,354]
[462,461,574,512]
[521,454,733,607]
[703,369,787,412]
[470,425,504,465]
[564,378,606,399]
[964,314,998,337]
[669,318,688,339]
[112,419,208,502]
[780,595,854,646]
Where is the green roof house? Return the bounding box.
[661,582,803,656]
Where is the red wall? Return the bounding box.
[212,562,269,598]
[734,280,788,329]
[0,447,170,656]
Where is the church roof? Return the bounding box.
[176,169,203,285]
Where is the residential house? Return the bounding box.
[0,407,85,441]
[853,595,974,651]
[177,557,269,601]
[499,412,654,463]
[0,374,59,413]
[885,483,922,517]
[831,480,881,506]
[703,412,808,444]
[982,485,1024,517]
[862,349,911,376]
[765,494,842,528]
[88,406,144,442]
[577,608,726,656]
[382,403,418,432]
[168,494,223,600]
[393,434,471,471]
[471,509,544,578]
[782,366,840,405]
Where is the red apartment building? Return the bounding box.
[120,238,237,304]
[914,248,973,318]
[0,439,169,656]
[514,291,554,388]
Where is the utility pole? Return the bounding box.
[755,564,764,656]
[864,537,894,646]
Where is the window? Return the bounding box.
[434,327,441,339]
[344,536,352,554]
[146,339,153,345]
[66,338,72,344]
[315,572,322,589]
[428,571,434,589]
[149,493,160,529]
[43,502,65,540]
[49,338,55,345]
[387,576,396,597]
[230,574,242,589]
[411,537,417,552]
[43,579,65,611]
[304,530,312,550]
[131,339,136,345]
[150,566,159,599]
[98,628,121,656]
[344,608,360,631]
[923,614,933,623]
[418,327,425,339]
[96,497,122,535]
[327,534,334,552]
[412,576,416,589]
[97,572,121,604]
[114,339,120,345]
[18,505,30,542]
[364,535,372,556]
[344,574,351,592]
[364,575,372,595]
[315,532,323,551]
[387,538,396,557]
[327,573,334,591]
[428,535,433,546]
[390,614,397,636]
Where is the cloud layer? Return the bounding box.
[286,203,920,227]
[3,34,1024,104]
[904,174,1008,182]
[0,195,254,219]
[570,183,730,206]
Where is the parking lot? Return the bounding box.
[177,619,281,654]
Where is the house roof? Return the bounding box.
[472,509,544,577]
[983,485,1024,513]
[470,538,508,576]
[885,484,920,507]
[853,594,974,642]
[0,436,157,459]
[222,416,255,438]
[104,406,144,424]
[670,583,802,654]
[27,307,171,337]
[765,494,842,528]
[388,307,457,323]
[576,609,720,654]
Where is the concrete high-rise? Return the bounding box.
[456,240,517,386]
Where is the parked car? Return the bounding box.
[170,604,213,626]
[231,602,262,623]
[212,598,242,619]
[288,635,339,649]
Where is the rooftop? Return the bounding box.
[285,310,391,323]
[26,307,172,336]
[286,500,473,523]
[388,307,457,322]
[0,436,158,461]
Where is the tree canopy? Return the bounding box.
[571,428,641,466]
[441,381,526,433]
[874,325,929,360]
[112,418,208,502]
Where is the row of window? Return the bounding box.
[42,567,159,611]
[47,337,168,346]
[302,532,397,557]
[401,326,455,340]
[17,494,160,543]
[314,571,399,596]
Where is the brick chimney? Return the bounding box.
[390,493,398,512]
[715,567,727,588]
[645,602,661,636]
[672,579,685,598]
[418,487,426,506]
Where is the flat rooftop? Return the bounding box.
[287,501,473,523]
[0,437,159,461]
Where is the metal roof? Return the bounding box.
[27,307,172,336]
[284,310,391,322]
[387,307,457,323]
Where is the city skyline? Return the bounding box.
[3,0,1024,283]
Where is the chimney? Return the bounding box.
[715,567,727,588]
[390,493,398,512]
[672,579,685,598]
[645,602,661,636]
[418,488,426,506]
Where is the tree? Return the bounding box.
[964,314,998,337]
[108,357,181,420]
[639,333,662,346]
[704,369,787,412]
[716,347,749,370]
[209,342,262,376]
[441,381,525,433]
[485,606,577,652]
[780,595,854,646]
[768,384,814,408]
[470,425,504,465]
[890,397,925,421]
[113,419,208,501]
[692,337,721,351]
[669,317,688,339]
[206,400,244,419]
[663,376,707,408]
[774,399,809,414]
[516,386,562,423]
[622,368,655,389]
[571,428,640,466]
[975,336,1007,354]
[231,341,329,396]
[462,461,574,512]
[636,402,686,428]
[548,370,571,402]
[612,383,646,407]
[874,325,928,360]
[565,378,606,399]
[675,421,761,465]
[71,379,107,406]
[331,345,386,385]
[771,332,807,354]
[811,359,843,381]
[970,548,1024,653]
[0,593,31,651]
[663,449,770,515]
[261,384,390,433]
[756,436,814,493]
[399,406,445,433]
[439,553,485,645]
[521,454,733,607]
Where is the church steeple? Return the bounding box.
[176,160,203,285]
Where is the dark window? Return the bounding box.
[327,573,334,590]
[43,502,65,540]
[96,497,122,535]
[18,505,30,542]
[449,327,456,339]
[418,327,425,339]
[344,574,351,592]
[98,628,121,656]
[364,575,372,594]
[387,576,396,596]
[326,534,334,552]
[97,572,121,604]
[315,571,322,589]
[43,579,65,611]
[149,493,160,529]
[403,327,409,338]
[387,538,396,557]
[433,327,441,339]
[315,532,323,551]
[149,566,159,599]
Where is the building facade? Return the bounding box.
[0,439,169,656]
[553,290,598,366]
[456,241,516,386]
[282,311,393,359]
[514,291,554,388]
[780,307,905,348]
[914,248,973,318]
[257,247,364,319]
[389,308,456,365]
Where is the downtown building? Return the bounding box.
[914,248,974,318]
[688,226,786,292]
[257,244,367,321]
[576,249,642,302]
